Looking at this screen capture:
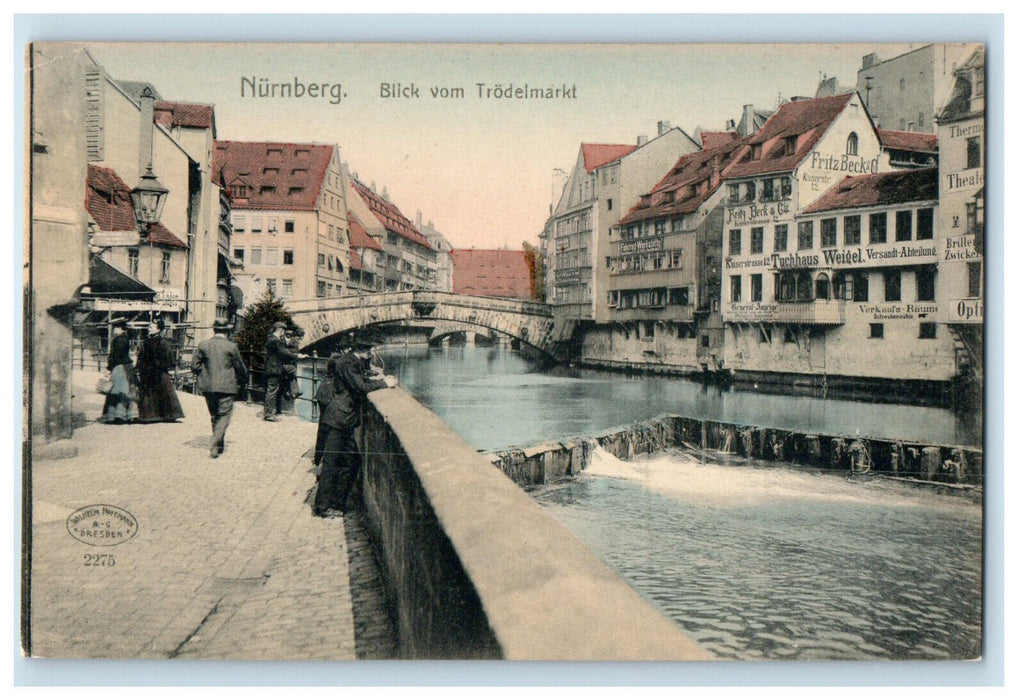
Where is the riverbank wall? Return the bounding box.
[357,387,712,660]
[488,413,983,489]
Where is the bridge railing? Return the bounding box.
[286,290,552,318]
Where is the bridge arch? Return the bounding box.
[287,291,556,357]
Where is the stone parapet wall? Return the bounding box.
[359,388,711,660]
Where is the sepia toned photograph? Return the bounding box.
[21,30,993,674]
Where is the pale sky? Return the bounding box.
[86,42,925,250]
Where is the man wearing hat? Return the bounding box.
[192,320,248,458]
[264,321,300,421]
[313,333,396,517]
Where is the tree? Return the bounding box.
[522,240,546,302]
[234,289,303,372]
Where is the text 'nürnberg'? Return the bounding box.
[241,77,345,104]
[379,82,579,100]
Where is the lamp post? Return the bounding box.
[129,164,168,240]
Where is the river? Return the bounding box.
[377,345,984,660]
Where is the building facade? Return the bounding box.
[936,46,985,385]
[857,44,973,133]
[213,141,350,304]
[544,125,700,332]
[450,249,533,300]
[417,212,455,293]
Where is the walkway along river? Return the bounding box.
[303,344,983,660]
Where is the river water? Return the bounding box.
[379,344,984,660]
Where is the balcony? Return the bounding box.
[723,300,845,325]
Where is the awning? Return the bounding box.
[88,257,156,300]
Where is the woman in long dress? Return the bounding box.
[136,322,185,423]
[101,321,138,424]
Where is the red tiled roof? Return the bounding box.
[619,136,751,225]
[154,101,215,131]
[582,143,637,173]
[351,180,431,248]
[211,141,333,210]
[878,129,938,153]
[727,93,855,179]
[800,168,938,214]
[450,249,533,300]
[347,213,383,251]
[701,131,741,150]
[349,248,364,271]
[85,165,186,248]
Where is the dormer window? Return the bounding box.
[846,132,859,156]
[752,144,763,160]
[785,135,797,156]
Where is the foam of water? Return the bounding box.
[584,445,976,513]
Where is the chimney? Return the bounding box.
[370,181,377,194]
[741,105,754,137]
[416,210,423,228]
[862,53,878,70]
[657,120,671,136]
[637,135,648,147]
[138,85,157,176]
[711,154,722,189]
[381,186,390,202]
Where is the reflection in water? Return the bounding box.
[381,345,980,451]
[537,448,982,660]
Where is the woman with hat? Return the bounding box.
[136,321,185,423]
[101,320,138,424]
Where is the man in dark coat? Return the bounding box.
[313,337,396,516]
[264,321,300,421]
[193,321,248,458]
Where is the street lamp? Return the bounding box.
[130,164,169,240]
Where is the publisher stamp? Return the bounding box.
[66,505,139,547]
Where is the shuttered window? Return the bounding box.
[85,68,104,161]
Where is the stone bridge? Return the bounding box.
[287,291,556,355]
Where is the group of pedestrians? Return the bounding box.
[100,317,396,518]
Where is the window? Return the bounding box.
[316,281,326,297]
[917,208,933,240]
[265,247,279,266]
[751,274,762,302]
[968,261,982,298]
[846,132,859,156]
[919,322,937,339]
[728,183,740,204]
[916,269,935,301]
[798,221,813,249]
[701,335,710,348]
[896,210,913,241]
[784,327,799,344]
[233,248,245,262]
[815,273,830,300]
[260,185,275,195]
[669,287,689,306]
[774,224,788,253]
[250,217,262,233]
[844,215,861,245]
[281,279,293,299]
[744,182,756,202]
[284,219,295,233]
[232,214,245,232]
[853,272,869,302]
[160,252,171,284]
[785,135,797,155]
[761,178,776,202]
[283,249,294,265]
[249,247,262,265]
[730,275,742,303]
[728,229,741,256]
[884,270,902,302]
[758,326,772,344]
[643,322,654,339]
[127,248,139,278]
[870,323,884,339]
[750,227,763,254]
[966,137,981,169]
[266,278,277,295]
[820,218,837,247]
[869,212,887,244]
[607,199,613,211]
[781,178,792,199]
[317,253,326,267]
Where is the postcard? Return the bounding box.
[22,39,989,671]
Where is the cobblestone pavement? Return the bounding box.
[26,377,387,660]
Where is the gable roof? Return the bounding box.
[85,165,186,248]
[937,47,984,124]
[619,136,750,225]
[726,93,856,179]
[347,213,383,251]
[878,129,938,153]
[154,101,216,134]
[450,249,533,300]
[351,180,430,248]
[800,168,938,214]
[211,141,334,210]
[581,143,638,172]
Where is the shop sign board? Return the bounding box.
[948,298,984,323]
